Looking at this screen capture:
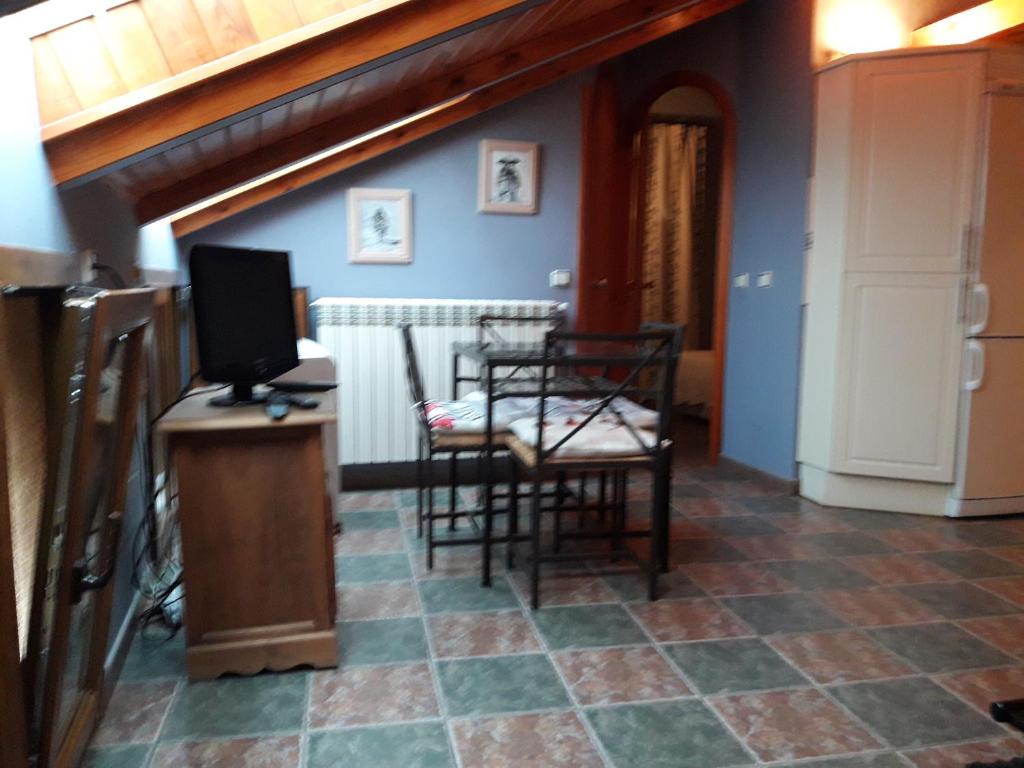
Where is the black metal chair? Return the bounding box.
[502,328,680,608]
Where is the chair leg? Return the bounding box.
[416,437,424,539]
[649,464,663,601]
[654,451,671,572]
[530,474,543,610]
[482,447,494,588]
[506,460,519,570]
[553,471,565,554]
[448,453,458,531]
[426,450,435,571]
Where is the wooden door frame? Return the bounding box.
[626,71,736,464]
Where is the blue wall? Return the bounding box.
[616,0,813,480]
[179,73,586,304]
[179,0,814,481]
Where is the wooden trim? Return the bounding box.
[625,71,736,464]
[0,245,85,287]
[42,0,543,184]
[171,0,745,236]
[135,0,716,222]
[0,300,30,768]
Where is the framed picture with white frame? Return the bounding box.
[478,140,540,215]
[347,188,413,264]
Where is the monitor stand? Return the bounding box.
[208,383,268,408]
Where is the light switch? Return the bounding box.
[733,273,750,288]
[756,271,774,288]
[549,269,572,288]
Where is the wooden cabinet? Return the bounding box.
[798,46,1024,513]
[159,389,338,680]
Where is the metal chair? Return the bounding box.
[503,327,680,608]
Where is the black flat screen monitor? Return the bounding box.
[189,244,299,406]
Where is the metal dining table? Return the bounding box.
[449,339,673,585]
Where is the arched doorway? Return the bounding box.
[628,73,735,464]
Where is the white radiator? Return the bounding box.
[313,297,567,465]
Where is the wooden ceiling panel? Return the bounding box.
[96,2,173,90]
[258,102,297,148]
[191,0,260,57]
[240,0,304,40]
[46,18,126,109]
[139,0,218,73]
[30,36,81,125]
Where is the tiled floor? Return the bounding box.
[86,459,1024,767]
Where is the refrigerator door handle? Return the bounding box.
[968,283,990,336]
[964,340,986,391]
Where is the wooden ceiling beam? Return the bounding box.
[139,0,732,222]
[41,0,544,185]
[171,0,744,237]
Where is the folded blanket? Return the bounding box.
[509,416,656,458]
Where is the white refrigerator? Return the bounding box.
[948,89,1024,517]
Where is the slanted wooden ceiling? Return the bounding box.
[32,0,745,234]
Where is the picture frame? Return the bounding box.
[347,188,413,264]
[478,140,540,215]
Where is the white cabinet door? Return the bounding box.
[973,93,1024,336]
[833,272,964,482]
[846,52,984,273]
[955,338,1024,499]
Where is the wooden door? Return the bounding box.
[832,272,964,482]
[846,52,985,274]
[576,66,631,332]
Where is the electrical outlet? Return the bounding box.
[549,269,572,288]
[756,271,774,288]
[733,273,750,288]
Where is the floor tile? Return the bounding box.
[602,569,704,601]
[800,532,897,557]
[815,588,939,627]
[948,522,1024,548]
[828,677,1004,748]
[681,562,796,596]
[161,674,306,740]
[841,554,957,586]
[711,688,880,762]
[976,576,1024,607]
[832,508,926,531]
[338,618,429,666]
[340,491,398,511]
[673,498,746,517]
[721,594,848,635]
[937,666,1024,712]
[960,614,1024,657]
[901,736,1024,768]
[769,630,912,683]
[335,528,406,555]
[435,654,571,716]
[673,483,713,498]
[150,735,301,768]
[451,712,602,768]
[764,560,877,591]
[120,631,185,681]
[989,546,1024,566]
[418,576,520,614]
[427,610,541,657]
[509,572,618,605]
[768,510,854,534]
[693,516,783,537]
[629,598,752,642]
[336,553,412,584]
[788,755,908,768]
[338,582,420,619]
[92,681,177,746]
[308,662,438,728]
[896,582,1021,619]
[868,529,966,553]
[869,622,1014,673]
[665,518,717,538]
[307,723,453,768]
[412,549,505,580]
[727,535,821,561]
[922,549,1024,579]
[340,509,402,530]
[734,496,805,515]
[552,646,690,705]
[669,538,749,563]
[532,604,649,650]
[664,638,806,694]
[585,699,751,768]
[82,745,150,768]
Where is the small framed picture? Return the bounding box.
[478,140,540,215]
[347,188,412,264]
